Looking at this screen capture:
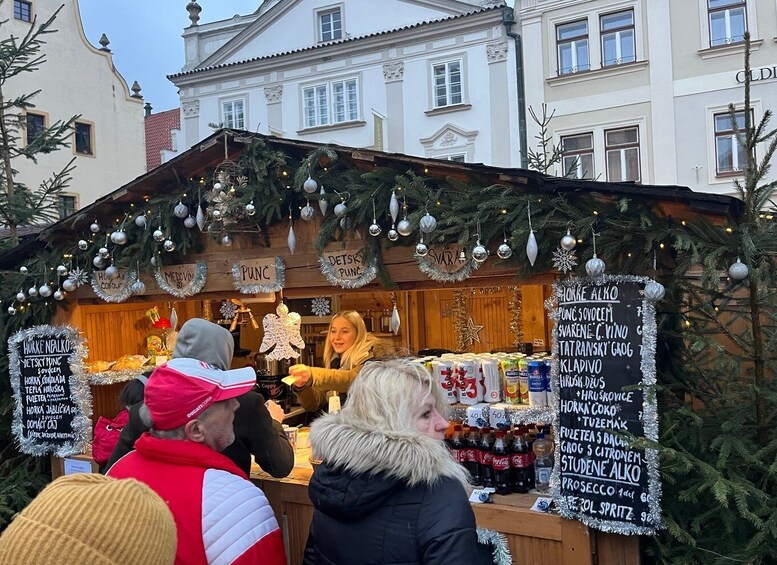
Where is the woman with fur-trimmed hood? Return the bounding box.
[304,358,479,564]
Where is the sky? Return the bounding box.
[78,1,256,113]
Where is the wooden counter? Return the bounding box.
[251,451,640,565]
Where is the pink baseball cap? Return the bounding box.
[144,358,255,430]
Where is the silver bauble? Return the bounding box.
[131,279,146,295]
[644,281,666,301]
[56,264,68,277]
[90,222,100,233]
[16,291,26,302]
[419,213,437,234]
[369,223,382,237]
[497,242,513,260]
[387,228,399,241]
[54,290,65,301]
[415,242,429,256]
[586,256,606,277]
[134,214,147,228]
[303,175,318,194]
[245,203,256,216]
[728,257,749,280]
[19,266,28,275]
[150,256,157,267]
[560,231,576,251]
[153,229,165,242]
[39,284,52,298]
[7,306,15,315]
[397,219,412,236]
[211,209,223,221]
[174,202,189,218]
[334,202,347,218]
[207,223,219,233]
[163,239,176,252]
[93,255,105,268]
[301,205,316,221]
[213,182,223,190]
[184,216,197,228]
[78,240,88,251]
[110,230,121,244]
[99,247,110,258]
[62,279,77,292]
[389,190,400,223]
[113,230,128,245]
[319,186,328,216]
[526,230,538,267]
[472,242,488,263]
[28,286,39,297]
[105,265,120,279]
[339,217,348,230]
[221,234,233,247]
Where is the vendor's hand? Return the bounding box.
[265,399,285,422]
[289,364,313,388]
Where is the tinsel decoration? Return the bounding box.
[231,256,286,293]
[549,274,663,536]
[318,252,378,289]
[508,286,524,348]
[526,202,538,266]
[507,405,554,426]
[202,300,214,321]
[476,528,512,565]
[8,325,91,457]
[154,260,208,299]
[90,270,136,303]
[87,369,149,386]
[259,302,305,360]
[417,251,481,283]
[552,247,578,274]
[453,290,469,352]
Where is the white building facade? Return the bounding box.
[169,0,524,168]
[518,0,777,196]
[2,0,145,216]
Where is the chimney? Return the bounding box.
[144,102,153,118]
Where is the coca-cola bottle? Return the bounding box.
[466,426,482,486]
[447,424,466,468]
[510,426,533,493]
[479,427,495,488]
[492,430,511,495]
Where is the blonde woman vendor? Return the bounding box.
[290,310,375,412]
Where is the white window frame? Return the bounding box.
[437,153,467,163]
[713,108,753,175]
[316,4,343,43]
[705,102,761,185]
[221,98,246,130]
[605,126,641,182]
[560,132,595,179]
[697,0,757,52]
[707,0,747,47]
[556,19,590,75]
[431,59,464,108]
[301,77,360,129]
[600,9,635,67]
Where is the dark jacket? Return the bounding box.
[303,408,478,564]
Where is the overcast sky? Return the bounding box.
[78,1,254,112]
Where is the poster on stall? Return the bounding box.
[8,325,91,457]
[550,275,663,535]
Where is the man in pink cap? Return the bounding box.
[108,358,286,565]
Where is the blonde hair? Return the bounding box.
[323,310,373,370]
[343,358,447,433]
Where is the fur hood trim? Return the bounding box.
[310,411,469,488]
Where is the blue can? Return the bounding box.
[527,361,547,407]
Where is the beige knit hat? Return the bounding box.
[0,473,176,565]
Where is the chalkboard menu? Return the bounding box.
[8,325,90,457]
[551,276,662,535]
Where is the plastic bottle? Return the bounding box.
[533,432,553,493]
[493,431,511,495]
[510,426,532,493]
[466,426,482,486]
[479,427,495,488]
[447,424,465,467]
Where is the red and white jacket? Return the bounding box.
[108,433,285,565]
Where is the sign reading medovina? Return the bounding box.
[8,325,91,457]
[550,275,663,535]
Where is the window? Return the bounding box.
[605,127,640,182]
[557,20,589,75]
[432,61,462,108]
[714,110,750,173]
[319,8,342,42]
[58,195,76,219]
[601,10,635,67]
[435,154,466,162]
[303,78,358,128]
[222,99,245,129]
[74,122,93,155]
[26,112,45,145]
[14,0,31,22]
[561,133,594,179]
[708,0,746,47]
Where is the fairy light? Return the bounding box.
[725,227,733,233]
[659,243,665,249]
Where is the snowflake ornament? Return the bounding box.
[552,246,578,274]
[259,302,306,360]
[220,300,238,320]
[68,267,89,287]
[311,297,331,317]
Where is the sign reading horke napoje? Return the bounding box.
[8,325,90,457]
[552,276,662,535]
[320,248,377,288]
[233,257,284,293]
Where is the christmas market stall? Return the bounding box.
[0,129,742,564]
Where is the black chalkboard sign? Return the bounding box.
[9,325,90,457]
[551,276,662,535]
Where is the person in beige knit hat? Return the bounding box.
[0,473,176,565]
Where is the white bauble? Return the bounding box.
[134,214,147,228]
[7,306,15,315]
[39,284,52,298]
[54,290,65,301]
[163,240,176,252]
[184,216,197,228]
[334,202,347,218]
[397,219,412,236]
[78,240,88,251]
[131,279,146,295]
[213,182,223,190]
[472,242,488,263]
[56,264,68,277]
[526,230,538,266]
[99,247,110,258]
[150,256,157,267]
[586,256,606,277]
[728,258,749,281]
[415,242,429,256]
[419,213,437,234]
[16,292,26,302]
[389,190,400,223]
[174,202,189,218]
[28,286,39,297]
[222,234,233,247]
[245,203,256,216]
[301,205,316,221]
[303,175,318,194]
[113,230,128,245]
[153,229,165,242]
[644,281,666,301]
[560,231,576,251]
[105,265,120,279]
[62,279,77,292]
[369,223,382,237]
[339,218,348,230]
[90,222,100,233]
[387,229,399,241]
[19,266,28,275]
[93,255,105,268]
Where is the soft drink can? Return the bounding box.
[432,360,458,404]
[481,359,502,403]
[501,358,521,405]
[457,360,481,405]
[542,358,554,407]
[528,361,547,407]
[518,356,529,404]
